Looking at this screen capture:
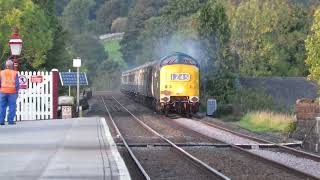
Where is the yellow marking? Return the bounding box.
[159,64,199,102]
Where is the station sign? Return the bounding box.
[62,106,72,119]
[19,75,28,89]
[31,75,43,83]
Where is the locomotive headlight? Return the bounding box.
[190,96,199,102]
[177,88,184,94]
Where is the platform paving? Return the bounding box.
[0,117,130,180]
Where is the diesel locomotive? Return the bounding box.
[121,52,200,116]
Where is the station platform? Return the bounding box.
[0,117,130,180]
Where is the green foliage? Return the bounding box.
[69,34,108,78]
[44,25,72,71]
[120,0,166,65]
[56,0,70,16]
[230,0,310,76]
[54,0,317,93]
[231,88,275,115]
[93,58,122,90]
[0,0,54,69]
[198,0,236,104]
[103,39,126,68]
[306,8,320,84]
[162,0,206,22]
[216,104,233,117]
[96,0,132,33]
[239,111,295,134]
[62,0,97,34]
[136,14,200,64]
[134,0,207,64]
[33,0,72,71]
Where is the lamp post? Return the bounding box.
[9,28,23,71]
[73,58,81,113]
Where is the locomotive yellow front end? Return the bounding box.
[159,53,200,116]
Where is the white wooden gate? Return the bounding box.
[16,71,53,121]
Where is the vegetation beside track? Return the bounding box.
[215,88,297,135]
[238,111,296,134]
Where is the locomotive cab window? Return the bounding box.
[160,52,199,68]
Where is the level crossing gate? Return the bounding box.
[14,69,59,121]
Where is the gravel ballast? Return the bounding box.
[174,118,259,145]
[250,149,320,178]
[174,118,320,178]
[90,93,319,180]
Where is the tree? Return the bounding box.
[231,0,310,76]
[96,0,132,33]
[68,33,108,80]
[62,0,96,34]
[33,0,72,71]
[56,0,70,16]
[198,0,236,103]
[162,0,205,21]
[306,8,320,83]
[136,13,200,64]
[0,0,54,69]
[120,0,166,65]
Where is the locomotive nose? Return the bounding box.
[177,87,184,94]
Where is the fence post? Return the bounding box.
[51,69,59,119]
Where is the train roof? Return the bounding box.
[160,52,199,68]
[122,52,199,75]
[122,61,158,75]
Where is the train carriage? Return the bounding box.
[121,52,200,116]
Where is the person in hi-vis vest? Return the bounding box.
[0,60,19,125]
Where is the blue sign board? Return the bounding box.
[59,72,88,86]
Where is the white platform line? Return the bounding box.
[100,117,131,180]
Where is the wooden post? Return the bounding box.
[51,69,59,119]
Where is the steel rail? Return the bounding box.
[111,96,231,180]
[161,116,319,179]
[186,119,320,180]
[115,94,320,179]
[100,96,151,180]
[200,120,320,162]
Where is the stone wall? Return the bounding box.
[293,99,320,152]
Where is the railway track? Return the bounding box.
[200,119,320,160]
[112,93,320,180]
[100,96,230,180]
[194,119,320,179]
[161,115,320,179]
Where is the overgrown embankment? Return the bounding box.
[217,77,316,134]
[238,111,296,133]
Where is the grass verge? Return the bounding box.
[238,111,296,133]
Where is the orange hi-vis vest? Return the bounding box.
[0,69,18,94]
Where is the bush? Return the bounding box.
[231,88,275,116]
[216,104,233,117]
[239,111,296,133]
